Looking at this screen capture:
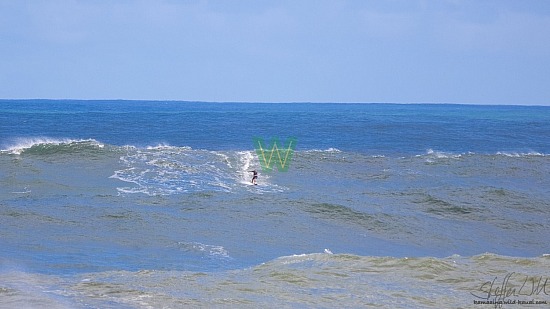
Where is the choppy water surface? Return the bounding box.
[1,100,549,308]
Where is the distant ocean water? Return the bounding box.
[1,100,549,308]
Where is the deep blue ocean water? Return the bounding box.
[2,100,550,154]
[1,100,549,308]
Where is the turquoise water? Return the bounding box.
[1,100,549,308]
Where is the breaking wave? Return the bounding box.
[1,137,105,155]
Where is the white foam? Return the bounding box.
[216,152,232,168]
[304,148,342,153]
[145,144,192,151]
[11,187,31,194]
[112,148,235,196]
[237,151,255,185]
[496,151,547,157]
[115,187,151,195]
[419,149,548,159]
[420,149,464,160]
[177,242,230,259]
[110,147,289,196]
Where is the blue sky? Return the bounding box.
[1,0,549,105]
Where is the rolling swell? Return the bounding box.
[3,253,547,308]
[304,202,392,233]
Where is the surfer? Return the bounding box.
[249,170,258,185]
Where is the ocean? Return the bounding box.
[1,100,549,308]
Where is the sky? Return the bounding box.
[1,0,549,105]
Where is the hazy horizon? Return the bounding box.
[3,98,550,107]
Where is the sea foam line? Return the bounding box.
[418,149,548,159]
[496,151,547,157]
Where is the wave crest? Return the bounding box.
[1,137,104,155]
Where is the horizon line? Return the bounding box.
[0,98,548,107]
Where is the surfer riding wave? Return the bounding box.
[248,170,258,185]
